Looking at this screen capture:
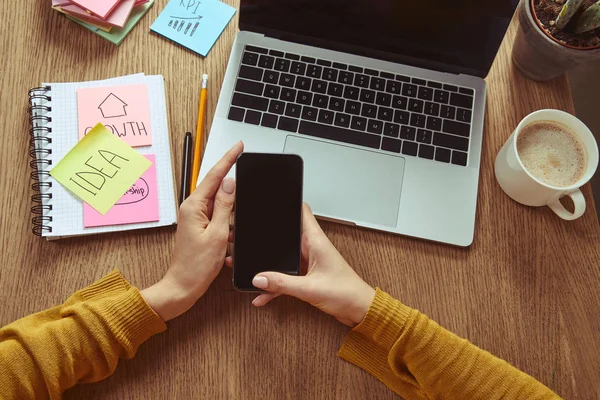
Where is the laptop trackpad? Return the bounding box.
[283,136,404,228]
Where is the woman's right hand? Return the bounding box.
[247,203,375,327]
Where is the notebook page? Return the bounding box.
[44,74,177,238]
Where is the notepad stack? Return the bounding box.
[51,0,155,45]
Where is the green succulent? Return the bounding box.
[554,0,600,33]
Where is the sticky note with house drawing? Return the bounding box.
[77,83,153,147]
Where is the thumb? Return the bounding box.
[209,177,236,228]
[252,272,308,300]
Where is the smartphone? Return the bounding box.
[233,153,303,291]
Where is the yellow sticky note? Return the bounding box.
[50,123,152,215]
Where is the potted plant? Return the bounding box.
[513,0,600,81]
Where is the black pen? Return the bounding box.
[180,132,192,205]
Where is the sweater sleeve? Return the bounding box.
[0,270,167,400]
[338,288,560,399]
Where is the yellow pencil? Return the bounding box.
[190,74,208,194]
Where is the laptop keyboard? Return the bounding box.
[227,45,474,166]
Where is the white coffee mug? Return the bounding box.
[495,109,598,220]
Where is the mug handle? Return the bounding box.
[548,189,586,221]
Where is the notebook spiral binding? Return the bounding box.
[28,86,53,236]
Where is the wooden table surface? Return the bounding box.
[1,1,600,399]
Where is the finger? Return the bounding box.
[224,256,233,268]
[191,141,243,204]
[209,178,236,230]
[252,293,281,307]
[302,203,324,237]
[228,229,234,243]
[252,272,307,300]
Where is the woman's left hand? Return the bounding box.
[142,141,243,321]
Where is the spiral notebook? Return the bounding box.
[29,74,178,239]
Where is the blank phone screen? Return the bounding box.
[233,153,303,291]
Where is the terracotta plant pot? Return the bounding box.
[512,0,600,81]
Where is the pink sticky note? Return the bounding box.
[61,0,135,28]
[84,154,159,227]
[52,0,73,7]
[77,84,152,147]
[71,0,122,19]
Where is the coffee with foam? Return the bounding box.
[517,121,587,188]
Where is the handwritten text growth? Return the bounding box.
[84,122,148,138]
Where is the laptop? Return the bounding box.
[199,0,519,247]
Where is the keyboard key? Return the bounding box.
[345,100,361,115]
[242,51,259,66]
[236,79,264,96]
[313,94,329,108]
[376,92,391,107]
[329,97,345,112]
[370,77,385,91]
[278,116,299,132]
[261,113,278,128]
[327,83,344,97]
[417,86,433,101]
[426,116,442,131]
[383,122,400,138]
[412,77,426,86]
[298,121,381,149]
[386,80,402,94]
[297,91,313,105]
[274,58,291,72]
[443,84,458,92]
[351,116,367,131]
[392,95,408,110]
[332,62,347,70]
[433,132,469,151]
[361,104,377,118]
[279,73,295,87]
[457,108,472,123]
[402,84,417,97]
[367,119,383,134]
[459,87,475,95]
[335,113,351,128]
[280,88,297,102]
[322,68,338,82]
[301,56,316,63]
[440,105,456,120]
[416,129,432,144]
[452,151,468,166]
[395,74,411,82]
[364,68,378,76]
[258,55,275,69]
[232,93,268,111]
[381,137,402,153]
[424,102,440,116]
[450,93,474,109]
[360,89,376,104]
[418,144,435,160]
[427,81,442,89]
[378,107,393,122]
[434,90,450,104]
[338,71,354,85]
[301,106,318,121]
[228,106,245,121]
[290,61,307,75]
[400,126,416,141]
[245,110,261,125]
[343,86,359,100]
[307,65,322,78]
[410,113,426,128]
[246,45,268,54]
[311,79,328,94]
[263,70,279,84]
[295,76,311,90]
[354,74,370,88]
[285,103,302,118]
[349,65,363,73]
[402,141,418,156]
[285,53,300,60]
[239,65,263,81]
[270,49,284,57]
[408,98,424,113]
[394,110,409,124]
[316,59,332,66]
[268,100,285,115]
[264,85,280,99]
[443,120,470,137]
[381,72,395,79]
[435,147,451,163]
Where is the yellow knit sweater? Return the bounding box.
[0,271,559,399]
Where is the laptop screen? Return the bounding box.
[239,0,519,77]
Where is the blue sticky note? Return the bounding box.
[150,0,236,57]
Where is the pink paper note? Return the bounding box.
[84,154,159,227]
[61,0,135,28]
[77,84,152,147]
[71,0,122,19]
[52,0,72,7]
